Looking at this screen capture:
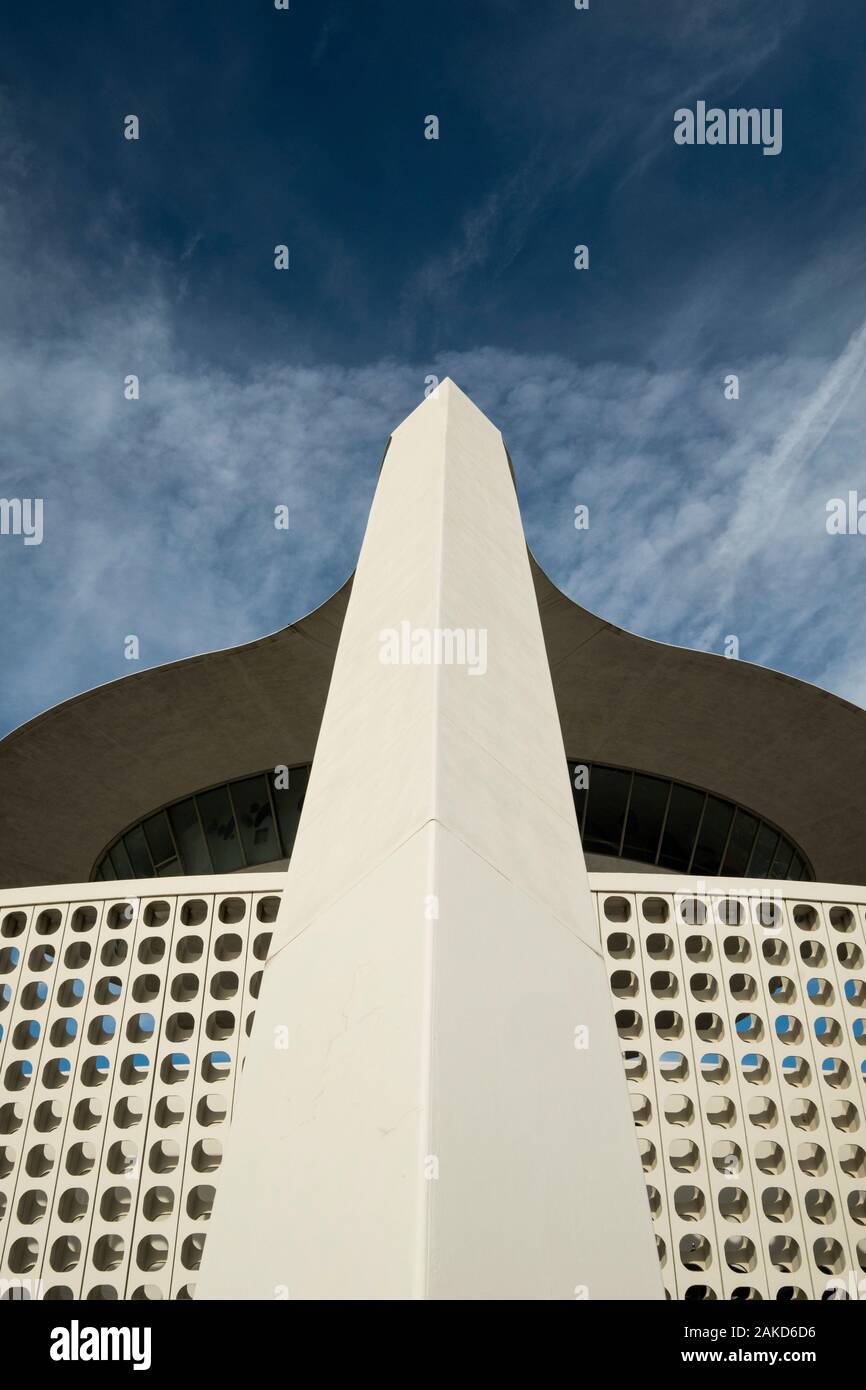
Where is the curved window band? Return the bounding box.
[93,766,311,882]
[93,760,812,883]
[570,760,812,881]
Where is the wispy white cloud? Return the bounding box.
[403,0,808,324]
[617,0,806,187]
[3,283,866,736]
[2,52,865,736]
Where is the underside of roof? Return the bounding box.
[1,551,864,890]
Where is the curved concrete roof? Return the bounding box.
[531,560,866,885]
[2,490,865,891]
[0,578,351,888]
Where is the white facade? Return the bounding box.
[0,875,281,1299]
[592,875,866,1300]
[1,873,864,1298]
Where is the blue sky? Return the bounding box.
[1,0,866,735]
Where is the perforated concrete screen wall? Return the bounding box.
[0,876,281,1300]
[594,877,866,1300]
[2,872,865,1300]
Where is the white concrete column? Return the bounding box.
[197,380,663,1300]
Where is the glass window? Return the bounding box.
[168,799,212,875]
[232,776,280,866]
[123,825,154,878]
[658,785,705,872]
[721,810,758,877]
[156,859,183,878]
[108,839,134,879]
[196,787,243,873]
[747,823,779,878]
[691,797,735,876]
[622,774,669,861]
[769,837,794,879]
[583,766,631,856]
[143,812,176,869]
[272,766,310,860]
[570,763,589,834]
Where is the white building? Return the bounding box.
[0,383,864,1300]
